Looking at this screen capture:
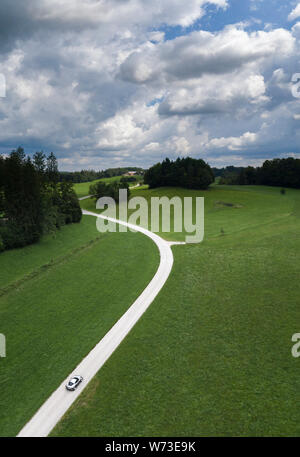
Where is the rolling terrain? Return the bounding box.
[53,184,300,436]
[0,215,159,436]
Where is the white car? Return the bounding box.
[66,375,83,391]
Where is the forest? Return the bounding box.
[0,148,82,252]
[217,158,300,188]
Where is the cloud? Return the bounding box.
[0,0,229,52]
[120,26,293,122]
[0,0,299,169]
[206,131,257,151]
[158,73,269,116]
[120,27,294,84]
[249,0,263,12]
[173,136,191,155]
[288,3,300,21]
[35,0,229,28]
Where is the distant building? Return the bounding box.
[125,171,137,176]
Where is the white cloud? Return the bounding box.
[33,0,228,28]
[173,136,191,155]
[158,72,268,116]
[148,31,165,43]
[144,142,160,151]
[206,132,257,151]
[120,27,294,85]
[288,3,300,21]
[0,0,299,169]
[96,113,144,150]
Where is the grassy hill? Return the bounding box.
[0,216,159,436]
[73,176,123,199]
[79,184,296,241]
[73,175,143,199]
[52,185,300,436]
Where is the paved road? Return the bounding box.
[17,209,176,437]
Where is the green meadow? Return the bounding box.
[53,185,300,436]
[0,216,159,436]
[73,176,123,198]
[79,184,296,242]
[73,175,143,199]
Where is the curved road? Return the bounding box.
[17,208,179,437]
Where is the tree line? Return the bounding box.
[0,148,82,252]
[217,158,300,188]
[212,166,244,179]
[144,157,214,190]
[59,167,145,183]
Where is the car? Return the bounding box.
[66,375,83,391]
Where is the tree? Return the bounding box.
[58,182,82,224]
[0,148,82,252]
[90,180,130,203]
[33,151,46,175]
[144,157,214,190]
[220,158,300,189]
[0,155,5,214]
[1,151,42,248]
[46,152,59,184]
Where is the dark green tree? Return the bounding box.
[33,151,46,175]
[46,152,59,184]
[1,151,42,248]
[0,148,82,252]
[144,157,214,190]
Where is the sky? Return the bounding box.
[0,0,300,170]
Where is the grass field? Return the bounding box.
[73,176,123,198]
[73,175,143,199]
[1,218,103,291]
[0,216,159,436]
[53,185,300,437]
[79,184,296,241]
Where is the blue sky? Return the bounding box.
[0,0,300,169]
[158,1,294,39]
